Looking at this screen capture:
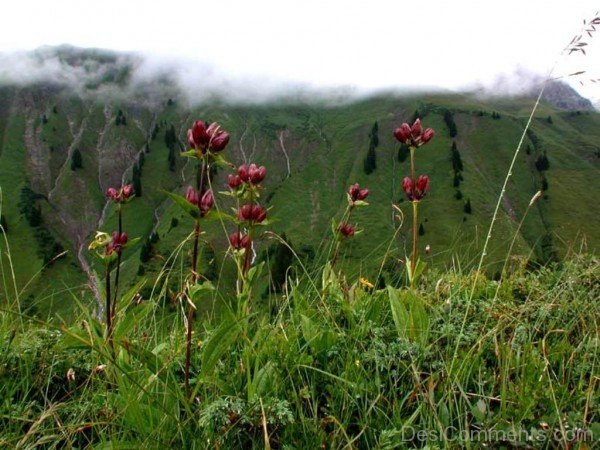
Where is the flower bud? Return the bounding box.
[191,120,208,148]
[238,204,252,221]
[121,184,133,199]
[228,174,243,189]
[393,123,411,144]
[255,206,267,223]
[338,222,355,237]
[237,164,250,182]
[185,186,199,205]
[411,118,422,138]
[211,131,230,152]
[229,232,250,250]
[107,187,119,200]
[422,128,435,144]
[200,190,214,216]
[403,175,429,201]
[415,175,429,195]
[348,183,360,200]
[187,129,195,149]
[402,177,413,199]
[357,188,369,201]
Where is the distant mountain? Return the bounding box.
[542,81,595,111]
[0,47,599,315]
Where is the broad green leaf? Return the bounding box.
[164,191,199,219]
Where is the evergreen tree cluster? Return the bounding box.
[132,152,145,197]
[71,149,83,171]
[18,186,64,264]
[115,109,127,126]
[165,124,177,172]
[363,121,379,175]
[443,110,458,137]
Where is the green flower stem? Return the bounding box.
[105,263,113,350]
[111,204,122,329]
[411,200,418,289]
[184,159,206,399]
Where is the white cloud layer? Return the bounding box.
[0,0,598,104]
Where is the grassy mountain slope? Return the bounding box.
[0,84,598,316]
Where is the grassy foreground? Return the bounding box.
[0,251,598,449]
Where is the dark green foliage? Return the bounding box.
[526,129,539,150]
[535,152,550,172]
[547,115,553,124]
[453,173,461,187]
[525,144,531,155]
[450,141,463,173]
[149,232,159,244]
[139,238,153,263]
[363,146,376,174]
[268,233,295,293]
[41,114,48,125]
[455,189,463,200]
[165,125,177,171]
[34,227,64,264]
[145,143,150,153]
[167,98,174,106]
[418,223,425,236]
[491,111,501,119]
[443,109,457,137]
[0,214,7,233]
[369,121,379,147]
[132,163,142,197]
[397,144,409,162]
[115,109,127,126]
[541,175,549,191]
[363,121,379,175]
[70,149,82,171]
[464,198,472,214]
[411,109,421,122]
[170,217,179,229]
[52,105,58,114]
[19,187,44,227]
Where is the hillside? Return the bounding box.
[0,49,599,316]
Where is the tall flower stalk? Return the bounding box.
[106,184,133,331]
[176,119,229,398]
[88,229,130,349]
[394,119,434,288]
[227,163,268,304]
[331,183,369,267]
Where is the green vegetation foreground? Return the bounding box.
[0,253,598,448]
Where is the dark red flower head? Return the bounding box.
[338,222,355,238]
[228,174,243,189]
[348,183,369,202]
[248,163,266,184]
[402,175,429,201]
[229,232,250,250]
[188,120,230,153]
[106,231,127,255]
[238,203,267,223]
[107,184,134,203]
[394,119,434,147]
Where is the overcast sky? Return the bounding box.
[1,0,599,102]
